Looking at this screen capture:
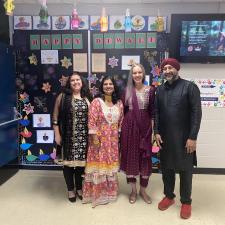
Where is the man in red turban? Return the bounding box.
[154,58,202,219]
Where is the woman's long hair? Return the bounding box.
[63,72,92,102]
[125,63,146,106]
[98,75,120,105]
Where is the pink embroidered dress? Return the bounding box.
[82,98,123,207]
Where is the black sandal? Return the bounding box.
[68,191,76,202]
[76,190,83,200]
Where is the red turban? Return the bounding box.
[160,58,180,71]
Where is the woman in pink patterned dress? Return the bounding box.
[82,76,123,207]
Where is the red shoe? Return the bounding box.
[158,197,175,210]
[180,204,192,219]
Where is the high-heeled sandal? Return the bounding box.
[129,192,137,204]
[68,191,76,203]
[76,190,83,200]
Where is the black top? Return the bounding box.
[154,78,202,170]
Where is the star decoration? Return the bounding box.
[23,103,34,115]
[28,53,38,65]
[34,96,47,110]
[151,65,161,76]
[59,75,69,86]
[19,92,30,103]
[108,56,119,68]
[87,73,98,85]
[90,86,99,97]
[60,56,72,69]
[42,82,51,93]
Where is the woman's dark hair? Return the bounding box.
[63,72,92,101]
[98,75,120,104]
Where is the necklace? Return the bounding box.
[104,94,112,103]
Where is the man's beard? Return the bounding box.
[164,73,178,84]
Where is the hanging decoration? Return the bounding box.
[155,9,164,32]
[124,8,131,32]
[71,8,80,29]
[100,7,108,32]
[4,0,15,16]
[38,0,49,28]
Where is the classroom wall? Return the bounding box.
[12,2,225,168]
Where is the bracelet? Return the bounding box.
[52,120,59,125]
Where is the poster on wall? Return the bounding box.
[109,16,125,30]
[14,16,32,30]
[92,53,106,72]
[121,55,140,70]
[33,114,51,128]
[52,16,70,30]
[190,79,225,107]
[33,16,51,30]
[73,53,88,72]
[71,16,89,30]
[36,130,54,144]
[41,50,59,64]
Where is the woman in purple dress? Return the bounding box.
[120,63,155,204]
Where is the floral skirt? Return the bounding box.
[82,172,118,207]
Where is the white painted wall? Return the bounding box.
[182,64,225,168]
[13,2,225,168]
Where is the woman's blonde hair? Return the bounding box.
[125,63,146,105]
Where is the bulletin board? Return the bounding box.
[14,30,88,166]
[13,15,169,168]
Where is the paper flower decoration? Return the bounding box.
[59,75,69,86]
[23,103,34,115]
[60,56,72,69]
[4,0,15,16]
[90,86,99,97]
[28,53,38,65]
[26,150,38,162]
[108,56,119,68]
[20,138,32,151]
[19,92,30,103]
[42,82,51,93]
[39,149,50,161]
[87,73,98,85]
[20,127,32,138]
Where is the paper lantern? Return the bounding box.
[39,0,49,25]
[100,7,108,32]
[4,0,15,16]
[124,8,131,32]
[71,8,80,29]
